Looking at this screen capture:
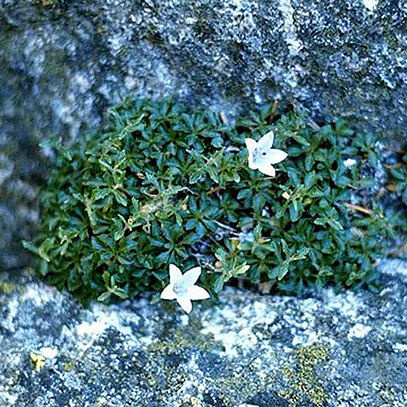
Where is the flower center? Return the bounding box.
[173,281,188,297]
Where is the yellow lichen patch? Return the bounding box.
[279,345,329,407]
[147,317,222,355]
[0,281,16,295]
[188,396,203,407]
[30,353,46,372]
[63,360,76,372]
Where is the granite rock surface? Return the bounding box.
[1,259,406,407]
[1,0,406,142]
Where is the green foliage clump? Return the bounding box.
[25,98,394,304]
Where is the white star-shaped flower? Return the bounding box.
[245,130,288,176]
[160,264,210,313]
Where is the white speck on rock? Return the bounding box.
[180,314,190,325]
[201,296,277,358]
[75,303,136,349]
[348,323,372,340]
[378,258,407,279]
[76,319,108,338]
[40,347,58,359]
[325,289,365,319]
[363,0,378,11]
[292,330,319,347]
[0,393,18,406]
[393,343,407,352]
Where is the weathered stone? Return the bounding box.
[1,0,406,143]
[1,260,406,406]
[1,0,407,267]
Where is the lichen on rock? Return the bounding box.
[1,260,407,406]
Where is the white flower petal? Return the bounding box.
[181,266,202,286]
[177,297,193,313]
[169,264,182,284]
[257,131,274,150]
[245,138,257,153]
[248,153,257,169]
[245,138,258,169]
[161,284,176,300]
[268,149,288,164]
[258,164,276,177]
[188,285,210,300]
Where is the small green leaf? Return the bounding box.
[213,274,225,293]
[304,171,316,189]
[22,240,40,256]
[97,291,111,302]
[290,133,310,147]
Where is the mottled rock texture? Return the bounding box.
[1,0,407,141]
[0,259,407,406]
[0,0,406,267]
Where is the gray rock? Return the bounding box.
[1,0,407,266]
[1,0,407,142]
[1,260,407,406]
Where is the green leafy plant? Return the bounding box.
[24,98,399,304]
